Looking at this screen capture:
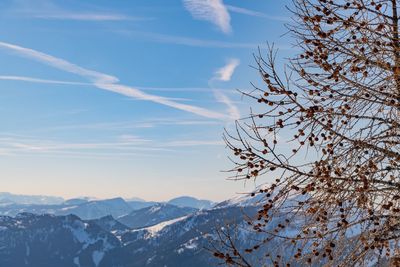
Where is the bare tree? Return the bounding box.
[220,0,400,266]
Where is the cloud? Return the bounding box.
[0,41,230,120]
[117,30,297,50]
[213,90,240,120]
[214,58,240,81]
[120,30,259,48]
[208,59,241,120]
[10,1,147,22]
[0,42,117,83]
[183,0,231,34]
[0,75,89,86]
[0,75,239,94]
[163,140,224,147]
[0,134,223,160]
[38,119,220,132]
[226,5,291,22]
[32,13,143,21]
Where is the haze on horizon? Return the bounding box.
[0,0,293,202]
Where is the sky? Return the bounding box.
[0,0,294,202]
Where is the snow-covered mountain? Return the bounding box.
[126,200,158,210]
[0,190,391,266]
[0,192,64,205]
[0,194,265,267]
[0,194,214,220]
[117,203,197,228]
[0,198,133,220]
[58,198,133,220]
[167,196,214,209]
[0,213,120,267]
[115,205,260,267]
[64,198,90,205]
[88,215,131,233]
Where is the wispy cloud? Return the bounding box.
[0,41,230,120]
[163,140,224,147]
[226,5,291,22]
[0,75,89,86]
[0,75,238,94]
[32,13,143,21]
[0,42,117,83]
[214,58,240,81]
[120,30,259,48]
[117,30,297,50]
[10,1,148,22]
[0,134,223,160]
[39,119,220,132]
[210,59,241,120]
[214,90,240,120]
[183,0,231,34]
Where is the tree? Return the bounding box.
[220,0,400,266]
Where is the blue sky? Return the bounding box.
[0,0,293,201]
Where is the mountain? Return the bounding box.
[0,194,213,219]
[114,205,260,267]
[0,194,265,267]
[0,198,17,206]
[0,192,64,205]
[0,198,132,220]
[0,203,67,217]
[89,215,131,233]
[57,198,132,220]
[117,203,197,228]
[167,196,214,209]
[126,200,158,210]
[0,191,390,266]
[64,198,90,205]
[0,213,121,267]
[125,197,146,202]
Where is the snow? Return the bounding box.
[60,206,78,211]
[92,251,105,266]
[66,222,91,243]
[149,205,161,213]
[145,215,188,237]
[73,256,80,267]
[185,243,197,249]
[220,189,267,207]
[146,255,156,264]
[175,237,199,254]
[183,238,198,249]
[111,230,123,241]
[127,215,189,240]
[65,220,111,247]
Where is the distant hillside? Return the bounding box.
[0,197,132,220]
[167,196,213,209]
[117,203,197,228]
[126,200,158,210]
[0,213,121,267]
[57,198,132,220]
[0,192,64,205]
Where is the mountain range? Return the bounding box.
[0,193,262,267]
[0,194,213,220]
[0,192,64,205]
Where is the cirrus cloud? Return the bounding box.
[0,41,230,120]
[183,0,231,34]
[214,58,240,82]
